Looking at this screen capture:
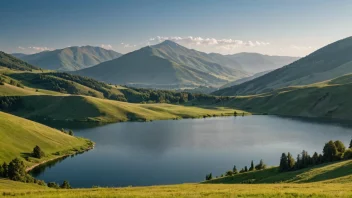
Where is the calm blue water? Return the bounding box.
[30,116,352,187]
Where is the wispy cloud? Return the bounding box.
[148,36,270,49]
[28,46,53,52]
[101,44,114,50]
[18,46,25,50]
[121,43,136,48]
[290,45,316,51]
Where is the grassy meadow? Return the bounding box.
[0,111,92,167]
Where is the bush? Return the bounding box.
[48,182,60,188]
[343,149,352,159]
[8,158,27,181]
[60,180,72,189]
[225,170,233,176]
[33,145,45,158]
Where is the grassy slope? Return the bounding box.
[190,74,352,121]
[11,95,246,123]
[0,111,91,166]
[0,161,352,197]
[205,160,352,184]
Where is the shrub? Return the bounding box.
[48,182,60,188]
[8,158,26,181]
[33,145,45,158]
[255,159,266,170]
[225,170,233,176]
[343,149,352,160]
[60,180,72,189]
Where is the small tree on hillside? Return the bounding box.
[33,145,45,159]
[205,173,213,181]
[279,153,288,172]
[68,130,74,136]
[8,158,26,181]
[255,159,266,170]
[349,138,352,149]
[249,160,254,171]
[312,152,319,165]
[60,180,72,189]
[244,166,248,172]
[1,163,8,177]
[232,165,238,174]
[334,140,346,153]
[287,152,295,170]
[323,140,338,162]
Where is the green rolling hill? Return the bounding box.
[0,111,92,167]
[13,46,122,71]
[214,36,352,96]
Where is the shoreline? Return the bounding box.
[26,145,94,172]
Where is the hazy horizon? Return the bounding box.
[1,0,351,56]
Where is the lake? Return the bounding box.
[30,116,352,188]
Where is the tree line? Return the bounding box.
[279,139,352,172]
[205,159,266,181]
[0,145,72,189]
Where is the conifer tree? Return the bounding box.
[279,153,288,172]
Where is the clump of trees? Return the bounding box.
[0,96,23,112]
[206,159,266,181]
[205,173,212,181]
[0,157,73,189]
[61,128,74,136]
[33,145,45,159]
[279,139,352,172]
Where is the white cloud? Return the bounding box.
[148,36,270,49]
[120,43,136,48]
[101,44,114,50]
[18,46,25,50]
[28,46,53,52]
[290,45,316,51]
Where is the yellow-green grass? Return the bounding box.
[1,181,352,197]
[0,83,64,96]
[0,111,92,167]
[205,160,352,184]
[13,95,248,123]
[195,74,352,121]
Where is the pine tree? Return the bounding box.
[244,166,248,172]
[312,152,319,165]
[349,138,352,149]
[1,163,8,177]
[233,165,238,174]
[249,160,254,171]
[279,153,288,172]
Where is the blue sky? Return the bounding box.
[1,0,351,56]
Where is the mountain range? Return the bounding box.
[214,36,352,96]
[12,46,122,71]
[73,41,298,88]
